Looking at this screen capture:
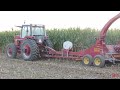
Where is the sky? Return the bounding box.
[0,11,120,31]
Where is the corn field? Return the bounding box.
[0,28,120,52]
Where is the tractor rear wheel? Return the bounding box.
[21,39,39,61]
[82,54,93,66]
[93,55,105,68]
[44,39,53,48]
[6,43,17,58]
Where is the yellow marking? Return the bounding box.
[94,48,100,52]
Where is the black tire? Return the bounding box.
[82,54,93,66]
[6,43,17,58]
[21,39,39,61]
[44,39,53,48]
[93,55,105,68]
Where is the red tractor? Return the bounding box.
[6,24,53,61]
[6,13,120,68]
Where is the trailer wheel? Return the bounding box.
[6,43,17,58]
[93,55,105,68]
[21,39,39,61]
[82,54,93,66]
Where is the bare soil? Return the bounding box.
[0,53,120,79]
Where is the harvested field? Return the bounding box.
[0,54,120,79]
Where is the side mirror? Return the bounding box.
[15,25,22,28]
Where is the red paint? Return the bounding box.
[24,44,31,56]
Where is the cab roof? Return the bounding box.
[16,24,45,28]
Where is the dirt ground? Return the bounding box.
[0,53,120,79]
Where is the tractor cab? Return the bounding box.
[17,24,46,38]
[15,24,53,49]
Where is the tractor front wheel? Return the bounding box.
[21,39,39,61]
[93,55,105,68]
[82,54,93,66]
[6,43,17,58]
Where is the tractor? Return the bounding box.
[6,24,53,61]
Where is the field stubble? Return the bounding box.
[0,53,120,79]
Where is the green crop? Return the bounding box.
[0,28,120,52]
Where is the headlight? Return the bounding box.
[38,39,42,43]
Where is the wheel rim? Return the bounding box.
[94,58,101,66]
[23,44,31,56]
[83,57,89,65]
[7,47,12,56]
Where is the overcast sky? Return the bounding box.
[0,11,120,31]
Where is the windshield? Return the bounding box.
[32,27,45,36]
[21,26,30,38]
